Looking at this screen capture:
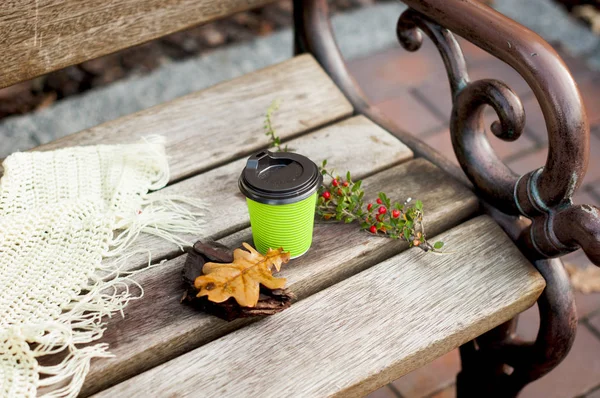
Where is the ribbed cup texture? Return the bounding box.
[246,193,317,258]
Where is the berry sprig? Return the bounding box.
[316,160,444,252]
[263,101,444,252]
[316,162,365,224]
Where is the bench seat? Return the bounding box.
[35,55,544,397]
[93,216,544,398]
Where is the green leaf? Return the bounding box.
[403,229,411,241]
[360,222,370,229]
[434,241,444,250]
[378,192,391,208]
[345,217,353,223]
[346,171,352,182]
[394,203,404,211]
[322,159,327,167]
[415,200,423,211]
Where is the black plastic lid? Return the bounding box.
[238,150,323,205]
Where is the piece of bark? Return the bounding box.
[193,240,234,263]
[182,241,294,321]
[181,250,206,286]
[182,286,295,321]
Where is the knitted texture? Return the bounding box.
[0,137,206,397]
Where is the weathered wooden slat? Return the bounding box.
[76,158,477,397]
[33,55,353,182]
[94,216,545,398]
[101,115,413,274]
[0,0,278,88]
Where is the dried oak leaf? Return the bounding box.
[565,262,600,294]
[194,242,290,307]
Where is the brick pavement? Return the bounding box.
[347,37,600,398]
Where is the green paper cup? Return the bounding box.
[239,151,322,258]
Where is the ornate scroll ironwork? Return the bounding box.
[395,6,590,393]
[293,0,598,394]
[396,7,600,267]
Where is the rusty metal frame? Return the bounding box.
[292,0,598,395]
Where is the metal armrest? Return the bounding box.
[295,0,600,267]
[293,1,595,392]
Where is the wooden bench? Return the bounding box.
[3,0,599,397]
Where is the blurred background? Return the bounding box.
[1,0,600,397]
[1,0,597,125]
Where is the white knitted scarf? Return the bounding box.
[0,137,206,397]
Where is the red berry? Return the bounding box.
[332,179,339,187]
[376,214,383,222]
[376,198,383,205]
[322,191,331,200]
[369,225,377,234]
[367,203,373,211]
[337,189,343,196]
[378,206,387,214]
[343,181,349,187]
[392,209,400,218]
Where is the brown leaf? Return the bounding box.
[34,92,57,111]
[573,5,600,33]
[565,262,600,294]
[194,242,290,307]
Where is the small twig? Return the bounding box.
[264,99,288,152]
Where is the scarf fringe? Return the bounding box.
[107,194,208,257]
[28,255,170,397]
[29,196,200,397]
[1,136,207,398]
